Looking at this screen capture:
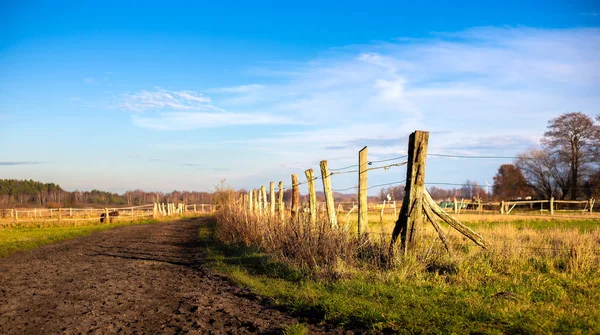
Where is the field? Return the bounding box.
[209,198,600,333]
[1,200,598,333]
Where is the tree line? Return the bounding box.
[0,179,215,209]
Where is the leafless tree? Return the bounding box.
[542,112,600,200]
[516,149,568,199]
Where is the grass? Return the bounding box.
[0,218,161,257]
[204,206,600,333]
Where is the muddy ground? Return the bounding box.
[0,217,348,334]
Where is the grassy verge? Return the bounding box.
[200,217,600,334]
[0,218,161,257]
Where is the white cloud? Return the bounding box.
[121,88,213,112]
[120,87,301,129]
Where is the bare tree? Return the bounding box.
[516,149,569,199]
[542,112,600,200]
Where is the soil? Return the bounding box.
[0,217,347,334]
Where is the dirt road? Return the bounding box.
[0,217,340,334]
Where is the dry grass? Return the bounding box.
[209,189,600,332]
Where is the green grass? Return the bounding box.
[200,218,600,334]
[0,219,160,257]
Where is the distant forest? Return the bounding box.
[0,179,215,209]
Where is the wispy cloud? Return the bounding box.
[121,88,213,112]
[83,78,95,84]
[0,161,43,166]
[120,87,299,129]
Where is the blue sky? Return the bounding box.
[1,0,599,194]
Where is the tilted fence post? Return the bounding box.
[320,160,338,228]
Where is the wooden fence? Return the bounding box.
[0,202,216,226]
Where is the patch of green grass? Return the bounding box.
[282,323,310,335]
[200,218,600,334]
[470,219,600,231]
[0,219,160,257]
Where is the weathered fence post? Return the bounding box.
[258,187,264,216]
[291,174,299,223]
[305,169,317,225]
[358,146,368,235]
[105,208,109,223]
[58,208,62,223]
[248,190,253,213]
[393,200,397,217]
[391,130,429,254]
[278,181,285,221]
[550,197,554,215]
[590,198,595,214]
[269,182,276,215]
[320,160,338,228]
[153,203,157,218]
[14,209,18,225]
[500,201,505,214]
[453,198,458,214]
[261,186,268,211]
[253,189,258,213]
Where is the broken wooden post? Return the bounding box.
[291,174,299,223]
[305,169,317,225]
[391,131,429,254]
[320,160,338,228]
[423,190,487,249]
[358,146,368,235]
[278,181,285,221]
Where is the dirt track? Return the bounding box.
[0,217,342,334]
